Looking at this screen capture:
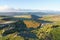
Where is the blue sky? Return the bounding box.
[0,0,60,11]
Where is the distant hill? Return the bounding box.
[0,12,55,16]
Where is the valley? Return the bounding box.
[0,14,60,40]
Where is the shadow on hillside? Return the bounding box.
[18,31,37,38]
[31,15,53,23]
[0,15,53,39]
[1,14,53,23]
[2,20,38,39]
[31,15,42,20]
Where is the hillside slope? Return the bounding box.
[0,15,60,40]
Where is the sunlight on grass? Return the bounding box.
[24,20,41,28]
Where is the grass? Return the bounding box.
[51,27,60,40]
[39,15,60,21]
[24,20,41,28]
[14,15,32,19]
[38,15,60,40]
[0,15,60,40]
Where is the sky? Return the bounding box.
[0,0,60,11]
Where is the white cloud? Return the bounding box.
[0,5,60,12]
[0,5,40,12]
[0,5,9,10]
[39,7,60,11]
[0,5,20,12]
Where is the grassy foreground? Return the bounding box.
[0,15,60,40]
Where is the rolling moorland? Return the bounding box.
[0,13,60,40]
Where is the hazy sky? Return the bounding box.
[0,0,60,11]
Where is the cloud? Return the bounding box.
[39,7,60,11]
[1,5,60,12]
[0,5,20,12]
[0,5,9,10]
[0,5,40,12]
